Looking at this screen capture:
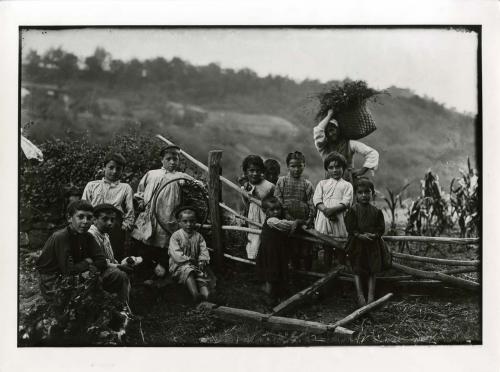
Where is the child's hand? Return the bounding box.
[85,258,94,264]
[358,233,374,241]
[117,264,134,274]
[324,109,334,121]
[198,261,208,270]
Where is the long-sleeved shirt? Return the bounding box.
[36,226,107,275]
[274,175,315,222]
[82,179,135,229]
[313,116,379,170]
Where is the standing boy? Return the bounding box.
[88,203,132,306]
[274,151,315,270]
[82,153,134,261]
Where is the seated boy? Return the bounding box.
[88,203,132,306]
[36,200,107,302]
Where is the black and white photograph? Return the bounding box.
[17,25,481,346]
[1,0,500,371]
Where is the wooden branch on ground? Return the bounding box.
[156,134,262,206]
[272,267,344,316]
[391,262,480,290]
[198,302,354,336]
[392,252,479,266]
[328,293,393,329]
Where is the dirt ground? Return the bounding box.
[19,234,481,346]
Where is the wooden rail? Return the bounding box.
[392,252,480,266]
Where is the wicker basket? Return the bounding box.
[336,100,377,140]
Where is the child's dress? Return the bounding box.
[243,180,275,259]
[344,203,389,274]
[313,178,353,237]
[131,168,194,248]
[168,229,214,288]
[256,217,293,290]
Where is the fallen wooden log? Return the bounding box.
[391,262,480,290]
[272,267,344,315]
[198,302,354,336]
[392,252,480,266]
[157,134,262,206]
[328,293,393,329]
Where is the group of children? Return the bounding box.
[36,110,387,310]
[36,145,215,311]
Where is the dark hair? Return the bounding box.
[354,178,375,195]
[286,151,306,166]
[242,155,265,173]
[264,159,281,173]
[67,200,93,217]
[174,205,198,219]
[93,203,122,218]
[160,145,181,158]
[261,196,282,212]
[323,152,347,171]
[103,153,126,167]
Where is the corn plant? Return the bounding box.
[379,182,411,235]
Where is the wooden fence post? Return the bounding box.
[208,150,224,270]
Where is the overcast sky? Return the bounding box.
[21,28,478,113]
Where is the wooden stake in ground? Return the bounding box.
[198,302,354,336]
[272,266,344,316]
[328,293,393,329]
[392,262,480,291]
[208,150,225,269]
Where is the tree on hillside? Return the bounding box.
[24,50,43,81]
[84,47,111,80]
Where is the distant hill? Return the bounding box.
[21,48,478,204]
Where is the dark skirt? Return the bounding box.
[256,223,290,284]
[346,236,388,275]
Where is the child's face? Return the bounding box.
[178,210,197,234]
[68,210,93,234]
[265,170,279,184]
[327,161,344,180]
[104,160,122,182]
[287,159,305,178]
[356,186,373,204]
[246,164,263,185]
[162,152,180,172]
[266,203,282,219]
[325,123,339,142]
[94,211,116,234]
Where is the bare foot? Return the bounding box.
[357,295,367,307]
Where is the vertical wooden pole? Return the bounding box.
[208,150,224,270]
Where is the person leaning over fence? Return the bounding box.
[88,204,132,306]
[240,155,275,260]
[82,152,134,261]
[313,109,379,182]
[264,158,281,185]
[130,145,196,278]
[168,206,215,302]
[36,200,107,302]
[274,151,315,271]
[256,196,306,303]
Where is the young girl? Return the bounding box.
[240,155,275,260]
[82,153,135,261]
[313,152,353,267]
[256,196,305,301]
[274,151,315,270]
[345,179,390,306]
[168,206,214,302]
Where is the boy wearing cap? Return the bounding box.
[36,200,107,301]
[131,145,196,276]
[88,203,132,305]
[82,152,134,261]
